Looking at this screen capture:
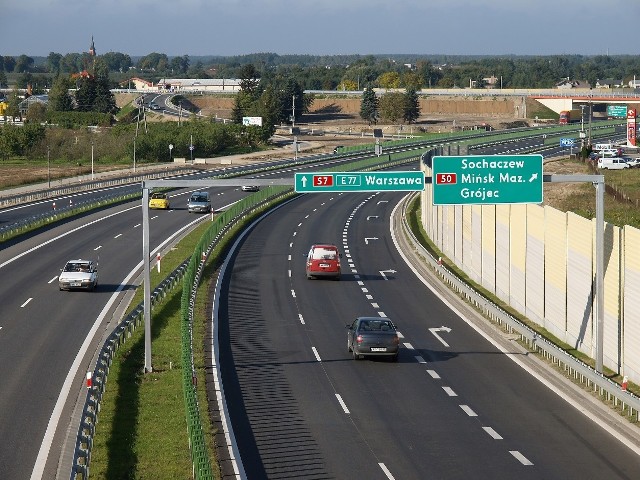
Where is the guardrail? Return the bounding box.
[400,169,640,423]
[70,259,191,479]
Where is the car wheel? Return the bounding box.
[348,339,352,352]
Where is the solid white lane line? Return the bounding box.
[442,386,457,397]
[460,405,478,417]
[21,298,33,308]
[379,463,396,480]
[483,427,503,439]
[510,451,533,465]
[335,394,350,414]
[312,347,321,362]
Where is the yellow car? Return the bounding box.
[149,192,170,210]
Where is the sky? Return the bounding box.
[2,0,640,58]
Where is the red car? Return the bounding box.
[305,244,342,280]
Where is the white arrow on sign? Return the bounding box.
[364,237,378,245]
[429,326,452,347]
[301,176,308,188]
[367,215,379,220]
[379,269,397,280]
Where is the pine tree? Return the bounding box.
[360,87,379,125]
[47,75,73,112]
[403,87,420,124]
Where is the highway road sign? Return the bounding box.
[432,155,543,205]
[560,138,576,147]
[295,171,425,193]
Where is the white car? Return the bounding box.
[241,185,260,192]
[59,259,98,291]
[623,157,640,168]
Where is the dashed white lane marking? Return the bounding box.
[371,303,379,308]
[151,215,158,220]
[403,343,414,350]
[288,270,292,278]
[510,451,533,465]
[379,463,396,480]
[291,290,296,298]
[442,387,457,397]
[298,314,305,325]
[415,356,427,364]
[48,276,58,284]
[427,370,440,379]
[288,254,291,261]
[21,298,33,308]
[312,347,321,362]
[377,312,386,317]
[483,427,503,440]
[357,281,364,286]
[460,405,478,417]
[94,245,102,251]
[365,294,373,300]
[335,394,350,414]
[114,233,122,239]
[133,223,141,228]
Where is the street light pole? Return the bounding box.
[133,137,137,173]
[47,146,50,188]
[91,142,94,181]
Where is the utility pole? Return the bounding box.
[291,95,296,128]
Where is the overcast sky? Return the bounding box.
[3,0,639,58]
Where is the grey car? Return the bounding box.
[347,317,399,361]
[187,191,212,213]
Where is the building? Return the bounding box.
[155,78,242,93]
[18,94,48,115]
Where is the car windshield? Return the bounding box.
[192,195,208,202]
[311,248,337,260]
[65,262,90,272]
[151,193,166,199]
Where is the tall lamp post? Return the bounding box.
[133,137,137,173]
[47,146,50,188]
[91,141,94,181]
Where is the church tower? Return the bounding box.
[89,36,96,57]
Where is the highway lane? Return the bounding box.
[0,184,254,479]
[219,189,640,479]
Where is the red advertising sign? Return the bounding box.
[628,109,637,147]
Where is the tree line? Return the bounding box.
[3,52,640,92]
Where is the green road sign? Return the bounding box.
[295,171,425,192]
[432,155,543,205]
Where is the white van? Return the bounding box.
[597,157,630,170]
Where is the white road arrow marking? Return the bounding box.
[429,326,452,347]
[379,269,397,280]
[367,215,379,220]
[377,200,389,205]
[364,237,378,245]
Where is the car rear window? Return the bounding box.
[311,248,337,260]
[359,320,394,331]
